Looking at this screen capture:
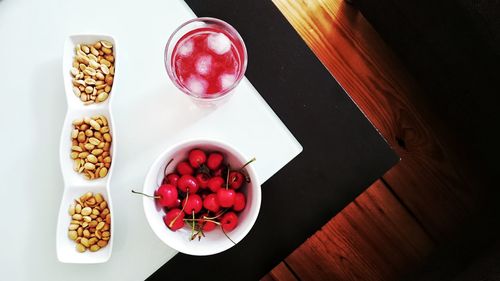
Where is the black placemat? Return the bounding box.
[148,1,398,280]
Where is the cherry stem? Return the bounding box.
[191,211,195,239]
[163,158,174,177]
[191,231,199,241]
[225,165,231,190]
[169,192,188,228]
[221,226,236,245]
[239,157,256,171]
[202,209,227,220]
[183,218,221,225]
[190,223,206,241]
[131,190,160,199]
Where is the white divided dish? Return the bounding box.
[56,34,117,263]
[143,139,261,256]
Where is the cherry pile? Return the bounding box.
[133,149,254,241]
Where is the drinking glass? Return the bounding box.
[165,17,247,103]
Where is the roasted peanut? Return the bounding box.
[70,40,114,104]
[67,192,111,253]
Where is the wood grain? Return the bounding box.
[261,262,299,281]
[282,181,433,281]
[266,262,300,281]
[262,0,483,280]
[271,0,478,241]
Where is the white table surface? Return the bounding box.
[0,0,302,280]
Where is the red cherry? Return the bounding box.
[166,173,180,186]
[195,173,210,189]
[172,198,181,208]
[220,212,238,232]
[233,192,246,212]
[207,176,225,193]
[155,184,178,208]
[188,149,207,168]
[176,161,194,175]
[207,152,224,170]
[164,208,185,231]
[228,171,244,189]
[213,167,224,177]
[177,175,199,194]
[199,212,216,232]
[202,219,216,232]
[182,194,202,214]
[216,188,235,208]
[203,193,220,213]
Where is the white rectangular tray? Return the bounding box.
[0,0,302,280]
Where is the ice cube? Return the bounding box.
[195,55,212,75]
[220,74,236,90]
[185,76,207,95]
[207,32,231,55]
[178,39,194,56]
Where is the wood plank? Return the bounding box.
[261,262,300,281]
[261,273,276,281]
[283,180,433,281]
[271,0,478,241]
[354,0,492,213]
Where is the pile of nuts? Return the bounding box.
[71,40,115,104]
[71,115,112,180]
[68,192,111,253]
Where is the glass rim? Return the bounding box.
[164,17,248,100]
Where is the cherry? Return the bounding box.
[233,192,246,212]
[202,219,216,232]
[216,188,235,208]
[220,212,238,232]
[207,152,224,170]
[182,194,202,214]
[155,184,178,208]
[176,161,194,175]
[213,167,224,177]
[172,198,181,208]
[188,149,206,168]
[195,173,209,189]
[177,175,199,194]
[152,152,256,239]
[164,208,185,231]
[198,212,216,232]
[203,193,220,213]
[207,176,225,193]
[228,171,244,189]
[165,173,180,187]
[131,188,178,208]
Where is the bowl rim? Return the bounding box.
[142,137,261,255]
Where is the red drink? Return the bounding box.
[165,18,247,101]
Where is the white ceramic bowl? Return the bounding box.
[56,34,117,263]
[143,139,261,256]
